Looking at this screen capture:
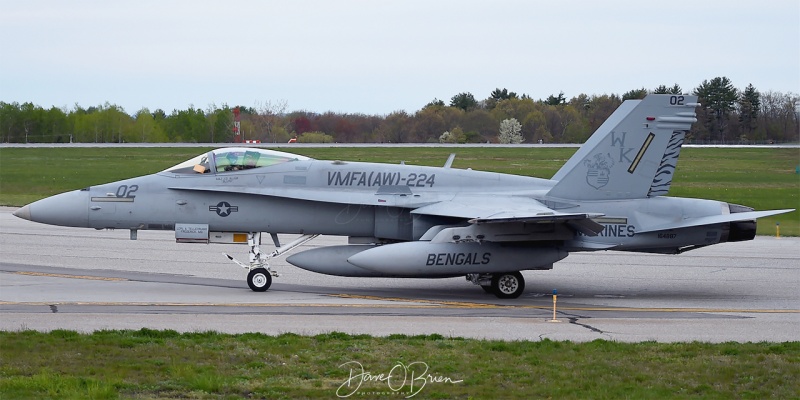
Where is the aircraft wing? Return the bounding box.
[636,209,795,233]
[168,185,417,206]
[411,196,605,235]
[169,186,605,236]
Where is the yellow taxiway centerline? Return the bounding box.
[332,294,800,314]
[1,297,797,314]
[13,271,128,281]
[0,301,440,309]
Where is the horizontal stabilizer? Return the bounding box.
[636,209,794,233]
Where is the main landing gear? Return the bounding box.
[467,272,526,299]
[225,232,318,292]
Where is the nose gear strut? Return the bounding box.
[225,232,319,291]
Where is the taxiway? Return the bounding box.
[1,207,797,342]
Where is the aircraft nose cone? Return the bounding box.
[14,190,89,227]
[13,205,31,221]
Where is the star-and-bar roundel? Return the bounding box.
[209,201,239,217]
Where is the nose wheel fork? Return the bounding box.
[225,232,319,292]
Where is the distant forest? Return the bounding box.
[2,77,798,144]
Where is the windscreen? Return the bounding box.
[164,148,312,174]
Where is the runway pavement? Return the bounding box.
[1,206,798,342]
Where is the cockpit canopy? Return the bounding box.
[165,147,312,174]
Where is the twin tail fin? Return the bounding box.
[547,94,698,200]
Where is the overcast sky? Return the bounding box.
[2,0,798,115]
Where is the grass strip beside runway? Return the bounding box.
[1,329,798,399]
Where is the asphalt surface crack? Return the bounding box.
[567,317,604,334]
[49,304,58,313]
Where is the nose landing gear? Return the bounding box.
[225,232,319,292]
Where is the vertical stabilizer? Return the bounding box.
[547,94,698,200]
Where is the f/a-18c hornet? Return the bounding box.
[14,94,794,298]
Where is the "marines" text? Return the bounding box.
[577,224,635,238]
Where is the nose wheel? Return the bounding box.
[247,268,272,292]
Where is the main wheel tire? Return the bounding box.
[491,272,525,299]
[481,285,494,294]
[247,268,272,292]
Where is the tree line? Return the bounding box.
[1,77,797,144]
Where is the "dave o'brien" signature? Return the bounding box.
[336,360,463,398]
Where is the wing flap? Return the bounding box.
[468,213,604,225]
[412,196,605,236]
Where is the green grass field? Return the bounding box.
[1,330,798,399]
[0,146,797,235]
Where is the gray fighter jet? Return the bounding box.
[14,94,793,298]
